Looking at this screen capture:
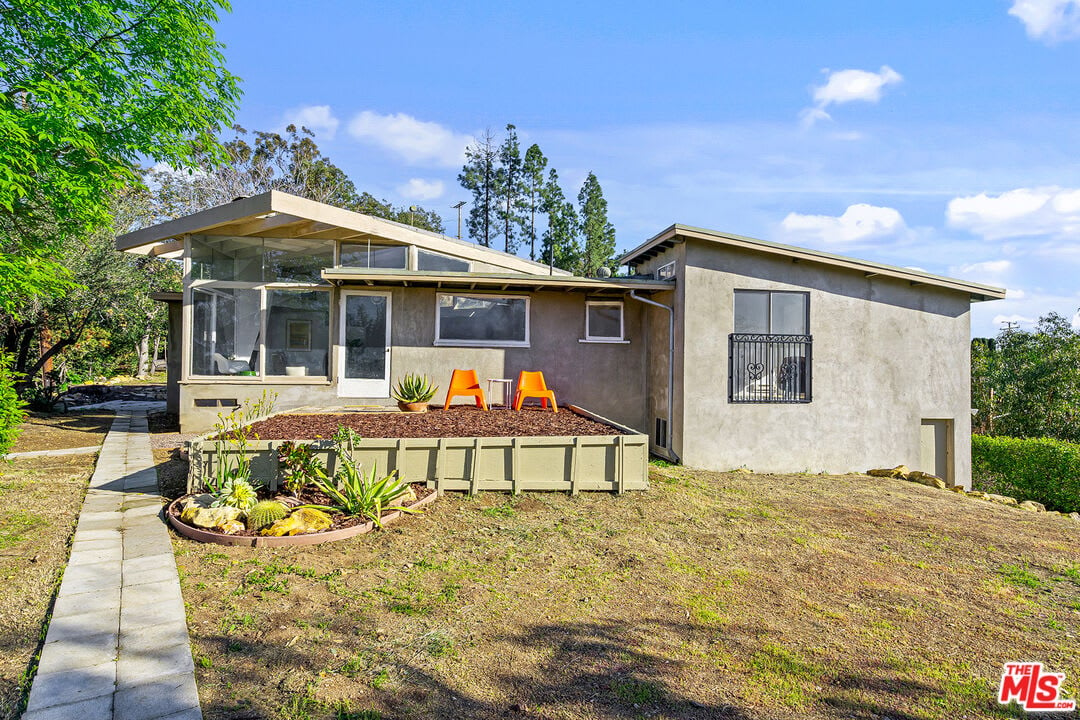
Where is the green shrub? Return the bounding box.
[0,354,26,455]
[972,434,1080,512]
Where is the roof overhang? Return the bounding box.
[117,190,569,276]
[618,224,1006,302]
[321,267,673,293]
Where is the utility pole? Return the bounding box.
[452,201,466,240]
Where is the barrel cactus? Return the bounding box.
[246,500,289,531]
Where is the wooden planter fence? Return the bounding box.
[187,406,649,495]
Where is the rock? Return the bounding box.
[1069,512,1080,522]
[867,465,910,479]
[215,520,246,534]
[181,505,242,528]
[908,471,947,489]
[1018,500,1046,512]
[179,494,214,512]
[948,486,966,493]
[966,491,987,499]
[984,493,1019,506]
[399,484,417,504]
[262,507,333,536]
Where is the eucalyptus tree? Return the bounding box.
[495,124,524,254]
[459,129,499,247]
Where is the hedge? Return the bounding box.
[0,353,25,456]
[972,434,1080,513]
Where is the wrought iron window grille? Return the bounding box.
[728,333,812,403]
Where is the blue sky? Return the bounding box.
[213,1,1080,336]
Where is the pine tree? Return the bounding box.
[521,144,548,261]
[540,168,580,272]
[458,129,499,247]
[577,172,617,276]
[495,124,524,254]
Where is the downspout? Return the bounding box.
[629,291,680,463]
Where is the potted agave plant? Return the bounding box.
[392,372,438,412]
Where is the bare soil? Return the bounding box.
[8,410,114,453]
[0,455,92,719]
[241,406,626,441]
[171,464,1080,720]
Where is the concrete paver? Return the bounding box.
[25,408,201,719]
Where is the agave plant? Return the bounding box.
[211,476,260,512]
[392,373,438,404]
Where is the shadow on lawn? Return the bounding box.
[190,617,1009,720]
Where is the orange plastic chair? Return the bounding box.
[443,369,488,410]
[513,371,558,412]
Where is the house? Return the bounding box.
[118,191,1004,488]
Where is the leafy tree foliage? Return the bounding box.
[540,168,580,271]
[496,124,524,254]
[577,172,617,277]
[459,129,499,247]
[0,0,240,304]
[521,144,548,261]
[972,312,1080,441]
[149,125,444,232]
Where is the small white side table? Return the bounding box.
[486,378,513,408]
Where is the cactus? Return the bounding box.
[246,500,289,531]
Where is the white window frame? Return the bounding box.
[434,292,530,348]
[582,300,628,343]
[656,261,676,279]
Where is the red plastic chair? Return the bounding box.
[513,371,558,412]
[443,369,488,410]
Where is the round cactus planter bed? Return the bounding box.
[166,485,437,547]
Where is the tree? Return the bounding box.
[577,172,617,276]
[149,125,444,232]
[495,124,524,254]
[458,129,499,246]
[521,144,548,261]
[0,0,240,305]
[971,313,1080,441]
[540,169,580,272]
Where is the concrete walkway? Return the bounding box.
[24,409,201,720]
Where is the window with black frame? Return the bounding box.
[729,290,812,403]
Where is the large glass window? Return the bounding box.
[265,290,330,377]
[191,288,263,376]
[435,294,529,346]
[263,237,334,282]
[339,242,408,269]
[190,236,332,282]
[733,290,808,334]
[417,249,470,272]
[585,301,625,341]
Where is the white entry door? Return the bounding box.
[338,291,391,397]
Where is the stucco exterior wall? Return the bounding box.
[179,287,649,434]
[680,239,974,487]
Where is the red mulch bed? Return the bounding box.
[241,406,627,440]
[169,483,435,536]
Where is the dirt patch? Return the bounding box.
[154,448,190,500]
[242,406,626,441]
[8,410,114,454]
[0,455,92,719]
[172,466,1080,720]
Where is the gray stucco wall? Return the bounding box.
[179,287,648,434]
[679,239,974,487]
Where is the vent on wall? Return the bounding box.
[654,417,668,449]
[193,398,238,408]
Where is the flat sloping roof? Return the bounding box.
[117,190,569,276]
[321,267,672,293]
[618,223,1006,302]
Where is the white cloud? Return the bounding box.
[992,313,1037,327]
[283,105,340,140]
[951,259,1013,279]
[801,66,903,125]
[780,203,906,245]
[397,178,445,201]
[347,111,473,167]
[946,186,1080,239]
[1009,0,1080,43]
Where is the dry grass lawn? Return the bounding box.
[0,455,93,719]
[9,409,114,454]
[173,465,1080,720]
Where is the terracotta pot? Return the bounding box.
[397,401,429,413]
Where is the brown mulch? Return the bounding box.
[241,406,627,440]
[167,484,435,537]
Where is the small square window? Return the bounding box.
[656,261,676,279]
[585,301,624,341]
